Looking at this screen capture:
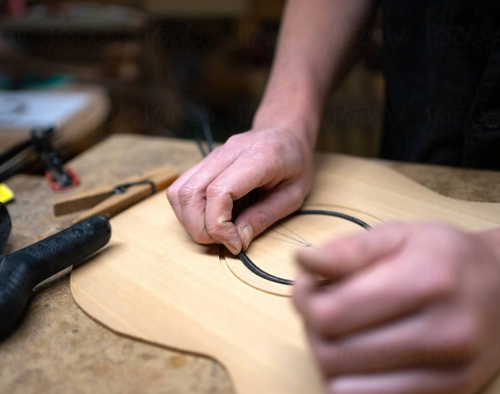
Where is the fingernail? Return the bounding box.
[226,242,240,256]
[240,225,254,251]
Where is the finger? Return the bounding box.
[233,182,307,250]
[308,311,477,377]
[294,254,452,338]
[327,368,470,394]
[173,147,241,245]
[204,155,288,254]
[296,222,408,278]
[293,269,317,316]
[167,156,209,224]
[167,145,227,225]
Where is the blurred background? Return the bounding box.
[0,0,385,174]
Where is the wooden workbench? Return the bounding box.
[2,134,500,394]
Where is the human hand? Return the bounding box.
[293,222,500,394]
[167,127,314,255]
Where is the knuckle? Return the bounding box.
[205,218,233,241]
[308,298,339,336]
[334,237,365,263]
[205,222,223,239]
[206,222,235,244]
[287,186,306,209]
[206,182,225,199]
[224,134,244,151]
[416,268,457,302]
[178,184,199,207]
[261,139,281,156]
[225,134,240,145]
[166,186,177,204]
[254,208,275,231]
[421,318,480,368]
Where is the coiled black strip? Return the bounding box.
[237,209,372,286]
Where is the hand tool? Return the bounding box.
[0,126,79,190]
[0,208,111,340]
[32,127,80,191]
[0,204,12,254]
[0,184,14,204]
[54,165,178,223]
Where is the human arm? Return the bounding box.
[167,0,377,254]
[293,222,500,394]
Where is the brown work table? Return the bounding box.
[2,134,500,394]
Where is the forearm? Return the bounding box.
[254,0,377,147]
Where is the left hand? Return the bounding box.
[293,222,500,394]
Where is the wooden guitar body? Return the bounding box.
[71,154,500,394]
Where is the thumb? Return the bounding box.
[234,184,306,251]
[296,222,409,278]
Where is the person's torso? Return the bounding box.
[381,0,500,169]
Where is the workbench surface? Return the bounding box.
[2,134,500,394]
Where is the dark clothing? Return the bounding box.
[380,0,500,169]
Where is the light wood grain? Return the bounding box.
[71,153,500,394]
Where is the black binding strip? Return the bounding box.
[237,209,372,286]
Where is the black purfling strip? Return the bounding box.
[292,209,372,230]
[238,250,294,286]
[237,209,372,287]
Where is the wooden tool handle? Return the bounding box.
[143,166,179,190]
[74,166,178,223]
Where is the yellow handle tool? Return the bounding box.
[0,184,14,204]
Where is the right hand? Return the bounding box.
[166,127,315,255]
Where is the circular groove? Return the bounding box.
[237,209,372,286]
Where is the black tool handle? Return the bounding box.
[0,215,111,339]
[0,204,11,254]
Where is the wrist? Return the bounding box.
[252,97,321,150]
